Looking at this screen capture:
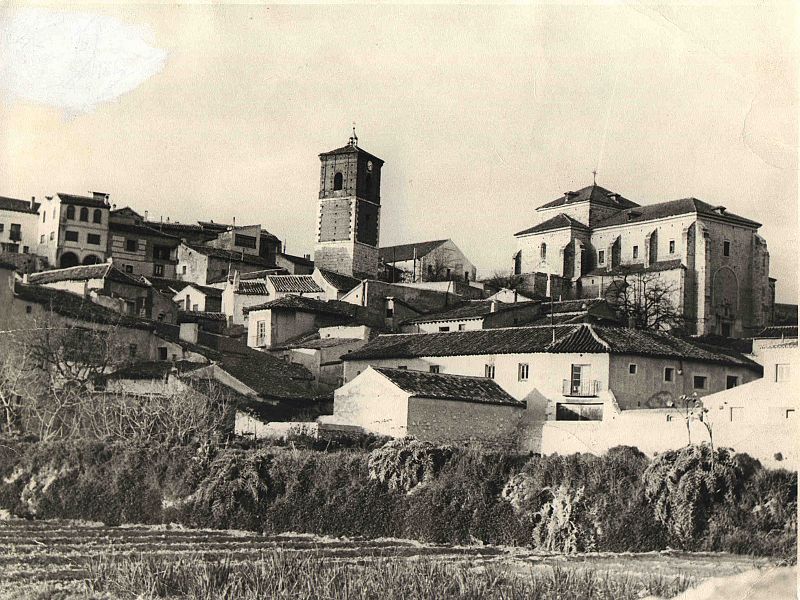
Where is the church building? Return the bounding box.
[313,131,383,280]
[513,183,773,337]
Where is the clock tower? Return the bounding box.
[314,130,383,279]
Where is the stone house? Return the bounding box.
[313,267,361,300]
[0,195,40,255]
[401,300,542,333]
[379,239,477,283]
[276,252,315,275]
[342,324,761,451]
[514,184,773,337]
[329,366,525,446]
[176,243,275,285]
[37,192,112,268]
[108,207,181,279]
[173,282,223,313]
[486,288,535,303]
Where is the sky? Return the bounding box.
[0,2,797,301]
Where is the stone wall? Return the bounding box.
[407,396,524,448]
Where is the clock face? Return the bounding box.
[366,160,373,172]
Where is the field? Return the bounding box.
[0,518,782,600]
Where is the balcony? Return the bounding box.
[562,379,601,397]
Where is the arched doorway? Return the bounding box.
[82,254,101,265]
[59,252,79,268]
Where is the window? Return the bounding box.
[25,305,32,314]
[518,363,529,381]
[182,265,187,275]
[93,209,102,223]
[125,265,133,273]
[128,344,137,358]
[49,231,54,241]
[464,271,469,282]
[154,264,164,276]
[723,240,730,257]
[153,245,171,260]
[158,347,168,361]
[721,322,732,337]
[9,223,20,241]
[786,409,795,419]
[0,224,3,232]
[669,240,676,254]
[439,326,450,332]
[385,306,394,318]
[632,245,639,259]
[66,205,74,220]
[598,250,605,265]
[726,375,739,389]
[234,234,257,249]
[628,363,637,375]
[42,211,46,223]
[256,321,266,345]
[64,230,79,242]
[125,239,137,252]
[87,233,101,245]
[664,367,675,382]
[333,172,344,191]
[485,364,495,379]
[429,365,440,374]
[729,407,744,422]
[185,295,190,310]
[192,304,199,312]
[458,323,466,331]
[693,375,707,390]
[540,243,547,259]
[40,234,45,243]
[775,363,790,382]
[79,207,88,221]
[22,246,28,253]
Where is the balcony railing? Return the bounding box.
[562,379,601,397]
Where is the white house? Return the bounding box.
[328,366,525,446]
[0,195,39,255]
[173,283,223,313]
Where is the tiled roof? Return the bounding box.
[282,336,362,350]
[29,263,149,288]
[277,253,314,267]
[240,268,288,280]
[406,300,539,324]
[374,367,526,407]
[144,276,190,295]
[515,214,589,237]
[243,294,355,317]
[753,325,798,339]
[345,324,761,371]
[593,197,761,229]
[236,281,269,295]
[316,268,361,293]
[106,360,206,380]
[186,244,273,268]
[56,193,109,208]
[195,221,281,242]
[14,283,153,329]
[0,195,39,214]
[267,275,324,294]
[583,259,684,278]
[537,185,640,211]
[109,221,181,242]
[319,142,384,165]
[178,311,227,323]
[380,240,448,263]
[172,282,222,298]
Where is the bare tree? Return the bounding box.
[482,271,526,292]
[607,269,684,331]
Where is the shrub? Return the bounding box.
[367,438,455,493]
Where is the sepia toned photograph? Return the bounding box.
[0,2,797,599]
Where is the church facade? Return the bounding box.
[513,184,773,337]
[313,133,383,280]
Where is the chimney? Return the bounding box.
[112,204,116,210]
[179,322,199,344]
[490,300,498,313]
[30,196,35,209]
[145,210,149,221]
[233,269,240,289]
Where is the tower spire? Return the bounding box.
[349,122,358,147]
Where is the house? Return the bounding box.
[401,300,541,333]
[37,192,112,268]
[0,195,40,254]
[513,184,773,337]
[341,323,762,451]
[27,263,176,322]
[526,298,622,326]
[176,243,275,285]
[276,252,315,275]
[379,239,477,283]
[486,287,535,303]
[265,275,325,300]
[244,295,363,349]
[313,267,361,300]
[269,325,373,391]
[328,366,525,446]
[173,282,223,313]
[220,274,326,327]
[108,207,181,279]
